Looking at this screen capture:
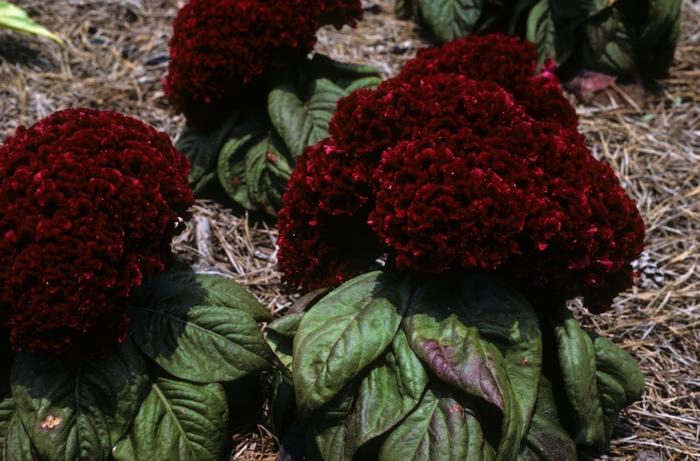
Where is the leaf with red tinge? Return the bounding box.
[565,71,617,103]
[378,387,496,461]
[404,273,537,460]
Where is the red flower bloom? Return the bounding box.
[0,109,194,352]
[164,0,362,127]
[396,34,579,128]
[277,35,645,312]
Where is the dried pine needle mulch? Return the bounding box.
[1,0,699,460]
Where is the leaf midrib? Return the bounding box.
[152,383,195,459]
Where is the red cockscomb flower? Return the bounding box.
[0,109,194,352]
[164,0,362,128]
[277,35,645,312]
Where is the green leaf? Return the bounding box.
[307,382,360,461]
[293,272,412,418]
[129,273,272,382]
[266,313,305,375]
[134,268,272,323]
[549,0,609,20]
[10,340,148,461]
[593,335,644,441]
[1,398,35,461]
[308,55,381,88]
[507,0,537,34]
[345,76,383,93]
[0,1,63,44]
[441,275,542,457]
[0,397,18,458]
[404,274,537,460]
[268,78,347,158]
[519,377,577,461]
[217,120,292,215]
[581,6,636,76]
[346,330,428,453]
[527,0,556,67]
[309,419,353,461]
[175,115,239,195]
[112,436,135,461]
[552,309,606,451]
[128,378,228,461]
[378,388,496,461]
[416,0,483,42]
[636,0,682,79]
[189,273,272,322]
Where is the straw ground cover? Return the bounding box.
[0,0,698,459]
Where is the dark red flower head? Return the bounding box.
[277,35,645,312]
[0,109,194,353]
[164,0,362,127]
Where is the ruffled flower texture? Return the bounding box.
[277,34,645,312]
[0,109,194,353]
[164,0,363,127]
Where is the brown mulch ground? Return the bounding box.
[1,0,699,460]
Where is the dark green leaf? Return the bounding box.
[293,272,412,418]
[307,382,361,461]
[519,377,577,461]
[0,397,18,459]
[416,0,483,42]
[507,0,537,34]
[10,340,148,461]
[129,290,272,383]
[594,336,644,404]
[378,388,496,461]
[268,78,347,158]
[175,115,238,194]
[189,274,272,322]
[217,121,292,215]
[593,335,644,441]
[308,55,381,87]
[346,330,428,453]
[636,0,682,79]
[430,275,542,438]
[111,436,135,461]
[549,0,609,20]
[2,398,35,461]
[552,309,606,450]
[527,0,556,67]
[309,419,353,461]
[128,378,228,461]
[134,269,272,323]
[405,274,537,460]
[266,313,305,375]
[581,6,636,76]
[345,76,382,93]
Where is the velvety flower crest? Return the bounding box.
[0,109,194,352]
[277,35,645,311]
[164,0,363,126]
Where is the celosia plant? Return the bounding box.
[166,0,380,214]
[0,108,193,352]
[396,0,681,85]
[0,110,275,461]
[270,35,646,460]
[278,35,644,312]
